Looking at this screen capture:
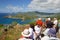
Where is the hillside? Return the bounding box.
[4,11,60,20]
[11,11,56,18]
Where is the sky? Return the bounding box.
[0,0,60,13]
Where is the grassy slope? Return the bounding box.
[0,24,26,40]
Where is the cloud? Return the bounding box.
[0,5,23,13]
[6,5,23,12]
[28,0,60,12]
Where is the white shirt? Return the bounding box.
[29,28,33,39]
[43,28,50,36]
[29,28,33,34]
[34,25,41,34]
[41,36,50,40]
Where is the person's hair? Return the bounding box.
[41,34,45,37]
[30,24,35,31]
[30,24,34,28]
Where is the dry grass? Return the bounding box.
[0,24,60,40]
[0,24,26,40]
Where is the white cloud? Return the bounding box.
[6,5,23,12]
[28,0,60,12]
[0,5,23,13]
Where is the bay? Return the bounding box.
[0,13,45,24]
[0,17,33,24]
[0,13,33,24]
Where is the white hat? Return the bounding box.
[22,29,31,37]
[38,18,42,20]
[47,18,51,21]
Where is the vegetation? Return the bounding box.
[56,13,60,19]
[0,24,4,28]
[9,12,39,20]
[0,24,5,38]
[0,24,30,40]
[6,11,55,20]
[1,12,60,40]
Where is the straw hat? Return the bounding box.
[21,29,31,37]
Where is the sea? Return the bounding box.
[0,13,45,24]
[0,13,33,24]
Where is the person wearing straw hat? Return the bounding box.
[18,29,32,40]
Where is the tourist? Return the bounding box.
[46,18,53,28]
[34,24,41,40]
[53,18,59,33]
[49,24,60,40]
[47,25,56,37]
[18,29,32,40]
[29,24,34,40]
[43,18,53,36]
[36,18,43,27]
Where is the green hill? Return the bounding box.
[5,11,60,20]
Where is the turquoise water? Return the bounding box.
[0,18,33,24]
[0,13,33,24]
